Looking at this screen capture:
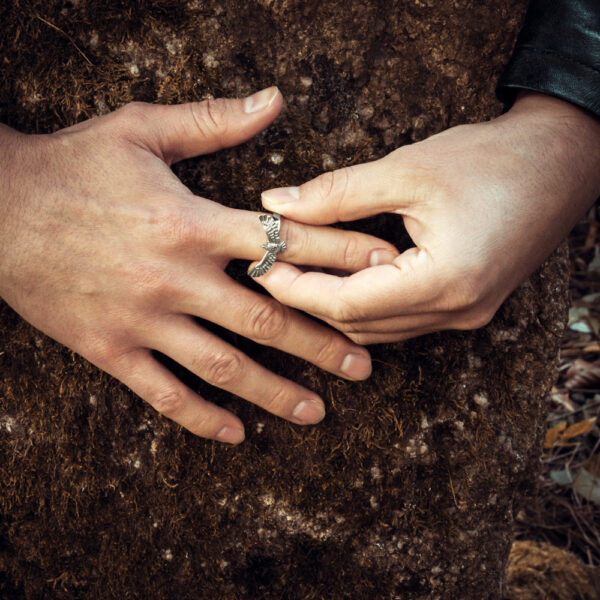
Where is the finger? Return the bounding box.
[221,208,398,273]
[105,348,246,444]
[346,328,440,345]
[126,86,283,164]
[175,272,372,380]
[254,247,444,323]
[324,311,446,335]
[260,155,409,225]
[145,316,327,426]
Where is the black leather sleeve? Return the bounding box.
[496,0,600,119]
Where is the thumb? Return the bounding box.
[127,86,282,164]
[261,157,403,225]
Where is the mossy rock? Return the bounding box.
[0,1,570,598]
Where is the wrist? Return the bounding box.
[498,91,600,197]
[0,125,27,298]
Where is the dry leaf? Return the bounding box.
[544,418,596,448]
[544,421,567,448]
[560,417,597,440]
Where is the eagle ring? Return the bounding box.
[248,212,287,278]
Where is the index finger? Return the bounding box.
[252,247,444,322]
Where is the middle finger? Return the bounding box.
[175,269,373,381]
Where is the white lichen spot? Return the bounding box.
[421,414,429,429]
[129,63,140,76]
[162,548,173,561]
[133,459,141,469]
[431,565,442,575]
[300,76,313,87]
[1,415,16,433]
[202,53,219,68]
[89,32,99,49]
[89,395,97,406]
[322,154,336,170]
[220,559,229,568]
[165,38,181,55]
[474,394,488,407]
[261,493,274,507]
[217,497,227,506]
[369,495,379,509]
[153,522,159,528]
[419,443,429,455]
[256,422,264,433]
[370,465,382,481]
[269,152,284,165]
[150,439,158,455]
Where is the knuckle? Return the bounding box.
[87,335,117,365]
[190,98,228,139]
[151,388,185,417]
[348,332,371,345]
[314,334,342,366]
[454,306,496,330]
[280,221,309,259]
[263,385,290,415]
[157,208,197,250]
[202,352,243,387]
[316,166,353,203]
[131,263,173,301]
[342,235,361,268]
[332,295,363,324]
[439,264,487,313]
[114,101,149,129]
[246,300,290,342]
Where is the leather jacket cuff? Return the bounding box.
[496,0,600,120]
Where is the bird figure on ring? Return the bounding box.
[248,213,287,278]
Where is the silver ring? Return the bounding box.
[248,212,287,278]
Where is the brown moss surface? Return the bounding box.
[0,1,572,598]
[505,541,600,600]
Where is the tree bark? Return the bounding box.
[0,1,569,598]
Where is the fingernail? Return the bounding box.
[292,398,325,424]
[369,249,397,267]
[243,86,280,114]
[216,426,245,444]
[261,186,300,206]
[341,353,372,379]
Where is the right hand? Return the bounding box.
[0,87,398,444]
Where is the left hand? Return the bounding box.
[251,92,600,344]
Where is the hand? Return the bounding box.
[0,87,398,443]
[254,92,600,344]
